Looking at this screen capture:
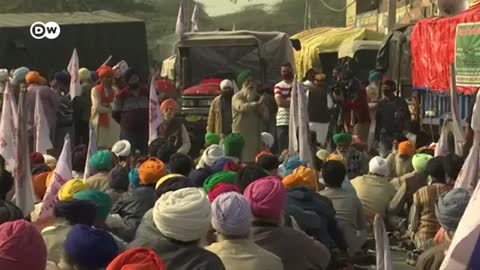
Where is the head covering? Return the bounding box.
[58,179,89,201]
[160,98,178,113]
[198,144,224,168]
[333,133,352,145]
[220,79,233,90]
[223,160,243,172]
[280,155,306,177]
[89,150,113,172]
[25,71,47,85]
[223,133,245,158]
[138,157,166,185]
[204,132,220,145]
[244,176,286,219]
[32,172,48,199]
[261,132,274,149]
[326,153,347,165]
[435,188,471,231]
[398,141,415,156]
[0,220,47,270]
[237,70,253,87]
[112,140,131,157]
[129,168,141,188]
[282,166,317,191]
[108,166,130,192]
[54,199,97,226]
[0,201,23,225]
[43,154,57,170]
[208,182,241,202]
[412,153,433,173]
[189,168,213,187]
[255,150,272,163]
[211,157,233,173]
[73,190,113,221]
[316,149,330,162]
[106,248,166,270]
[211,192,251,236]
[369,70,382,82]
[369,156,389,176]
[64,224,119,269]
[11,67,29,83]
[79,68,91,81]
[0,69,8,82]
[203,171,237,193]
[152,187,211,242]
[97,66,114,79]
[31,152,45,165]
[53,71,71,85]
[155,174,193,198]
[256,154,280,172]
[236,165,270,191]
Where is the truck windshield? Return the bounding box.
[186,45,261,87]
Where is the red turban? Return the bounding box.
[31,152,45,165]
[96,66,114,79]
[160,98,178,113]
[106,248,165,270]
[208,182,240,202]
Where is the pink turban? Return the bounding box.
[211,192,252,236]
[208,182,241,202]
[243,176,286,219]
[0,220,47,270]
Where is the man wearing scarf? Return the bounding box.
[157,98,191,155]
[207,79,234,136]
[91,66,120,149]
[232,70,267,164]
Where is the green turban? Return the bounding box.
[333,133,352,145]
[369,70,382,82]
[412,153,433,173]
[88,150,113,172]
[224,133,245,158]
[205,132,220,145]
[73,190,113,221]
[203,171,238,193]
[236,70,252,87]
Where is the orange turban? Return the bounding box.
[96,66,114,79]
[282,166,318,191]
[32,171,50,199]
[138,157,166,185]
[398,141,415,156]
[25,71,48,85]
[160,98,178,113]
[327,153,347,166]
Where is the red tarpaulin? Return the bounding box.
[411,5,480,95]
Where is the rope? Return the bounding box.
[318,0,356,13]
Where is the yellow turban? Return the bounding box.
[58,179,89,201]
[78,68,91,81]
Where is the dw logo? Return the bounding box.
[30,22,61,40]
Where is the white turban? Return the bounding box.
[111,140,131,157]
[261,132,274,149]
[153,187,211,242]
[0,69,8,82]
[196,144,224,169]
[212,192,251,237]
[220,79,233,90]
[369,156,389,177]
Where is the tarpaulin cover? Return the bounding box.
[291,27,384,78]
[411,5,480,94]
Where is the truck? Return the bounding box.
[0,10,149,78]
[167,31,295,157]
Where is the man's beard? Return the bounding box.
[245,86,258,102]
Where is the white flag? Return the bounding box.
[288,79,298,154]
[454,132,480,190]
[149,77,163,144]
[191,1,199,32]
[297,81,314,168]
[175,3,184,37]
[84,128,97,179]
[34,90,53,154]
[14,89,35,217]
[374,214,393,270]
[0,83,17,170]
[67,48,81,100]
[39,134,72,219]
[435,122,450,157]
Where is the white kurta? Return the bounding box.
[90,86,120,149]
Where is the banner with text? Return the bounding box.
[455,22,480,87]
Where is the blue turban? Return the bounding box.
[435,188,471,231]
[128,167,141,188]
[12,67,30,83]
[368,70,382,82]
[211,157,233,173]
[54,71,71,85]
[280,155,306,177]
[54,199,97,226]
[64,224,118,268]
[189,168,213,187]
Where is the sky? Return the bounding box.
[197,0,280,16]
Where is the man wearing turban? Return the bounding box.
[207,79,234,136]
[157,98,191,154]
[91,66,120,148]
[232,70,267,163]
[25,71,59,145]
[333,133,368,179]
[73,68,95,145]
